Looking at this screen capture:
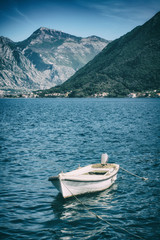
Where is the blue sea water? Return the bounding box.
[0,98,160,240]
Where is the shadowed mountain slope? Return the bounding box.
[44,11,160,97]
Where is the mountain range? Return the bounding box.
[41,11,160,97]
[0,28,108,91]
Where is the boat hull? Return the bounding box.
[49,163,119,198]
[60,174,117,198]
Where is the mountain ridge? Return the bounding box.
[41,11,160,97]
[0,28,108,91]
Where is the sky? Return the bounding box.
[0,0,160,42]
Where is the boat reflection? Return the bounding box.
[51,183,118,221]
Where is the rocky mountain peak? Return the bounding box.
[0,28,109,91]
[0,36,13,45]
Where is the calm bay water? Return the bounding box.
[0,98,160,240]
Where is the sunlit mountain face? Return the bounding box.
[0,27,109,91]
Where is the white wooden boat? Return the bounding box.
[48,154,119,198]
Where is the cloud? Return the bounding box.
[0,6,35,26]
[14,8,35,26]
[76,0,159,23]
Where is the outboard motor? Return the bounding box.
[101,153,109,165]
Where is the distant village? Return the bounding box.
[0,89,160,98]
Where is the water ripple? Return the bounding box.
[0,98,160,240]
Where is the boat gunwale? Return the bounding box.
[48,163,119,182]
[60,171,118,182]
